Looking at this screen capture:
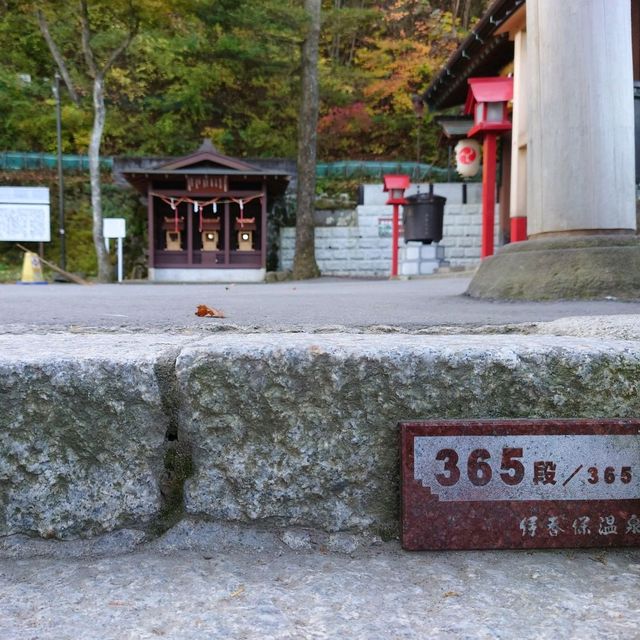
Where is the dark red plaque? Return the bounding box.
[400,419,640,550]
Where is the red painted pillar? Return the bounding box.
[391,203,400,277]
[510,216,527,242]
[481,132,498,258]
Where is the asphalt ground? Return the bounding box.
[3,276,640,639]
[2,276,640,331]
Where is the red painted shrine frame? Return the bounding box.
[147,187,267,270]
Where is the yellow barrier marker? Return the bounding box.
[18,251,48,285]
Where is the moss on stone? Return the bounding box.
[151,444,194,535]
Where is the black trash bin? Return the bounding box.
[403,192,446,244]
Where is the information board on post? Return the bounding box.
[400,419,640,550]
[0,187,51,242]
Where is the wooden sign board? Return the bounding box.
[187,175,227,193]
[400,419,640,550]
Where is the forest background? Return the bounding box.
[0,0,490,278]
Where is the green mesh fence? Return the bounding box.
[316,161,451,181]
[0,152,455,181]
[0,152,113,171]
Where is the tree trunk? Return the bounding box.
[331,0,341,62]
[451,0,461,34]
[292,0,321,280]
[462,0,472,30]
[90,74,111,282]
[36,9,80,105]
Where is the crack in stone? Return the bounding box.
[152,348,194,535]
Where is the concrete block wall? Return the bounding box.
[440,203,500,267]
[279,182,500,275]
[280,225,393,277]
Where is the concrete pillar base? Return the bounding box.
[466,235,640,300]
[399,242,447,276]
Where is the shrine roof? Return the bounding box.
[424,0,522,110]
[122,168,289,176]
[157,138,260,172]
[121,139,290,195]
[122,139,290,179]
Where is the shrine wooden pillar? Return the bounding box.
[147,191,154,269]
[224,202,230,266]
[261,180,267,269]
[187,203,193,266]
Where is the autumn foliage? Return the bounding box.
[0,0,490,162]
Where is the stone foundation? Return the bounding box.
[399,242,447,276]
[467,235,640,300]
[149,267,266,283]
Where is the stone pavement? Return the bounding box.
[1,534,639,640]
[2,277,640,639]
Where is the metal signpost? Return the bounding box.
[401,419,640,550]
[53,72,66,270]
[0,187,50,242]
[103,218,126,283]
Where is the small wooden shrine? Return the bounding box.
[123,140,290,282]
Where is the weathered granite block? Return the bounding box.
[0,334,188,539]
[177,334,640,536]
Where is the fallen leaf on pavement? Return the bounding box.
[195,304,225,318]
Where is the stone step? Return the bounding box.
[2,331,640,541]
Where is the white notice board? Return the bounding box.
[103,217,126,238]
[0,187,51,242]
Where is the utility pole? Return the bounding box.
[53,72,66,270]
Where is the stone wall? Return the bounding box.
[279,182,500,275]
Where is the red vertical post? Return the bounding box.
[383,174,409,277]
[510,216,528,242]
[481,132,498,258]
[392,203,400,277]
